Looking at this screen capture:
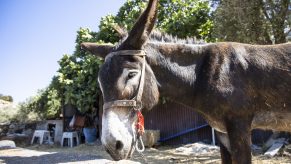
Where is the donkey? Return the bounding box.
[81,0,291,163]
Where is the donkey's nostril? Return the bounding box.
[115,140,124,151]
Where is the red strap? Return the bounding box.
[136,111,145,136]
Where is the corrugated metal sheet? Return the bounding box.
[252,129,273,145]
[144,100,273,145]
[144,100,212,145]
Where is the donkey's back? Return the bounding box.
[202,42,291,132]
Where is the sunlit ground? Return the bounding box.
[0,143,290,164]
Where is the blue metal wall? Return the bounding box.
[144,100,273,145]
[144,100,212,145]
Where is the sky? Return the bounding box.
[0,0,124,103]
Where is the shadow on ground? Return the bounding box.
[0,148,105,164]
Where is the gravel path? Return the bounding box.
[0,143,290,164]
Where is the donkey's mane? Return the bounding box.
[114,29,205,51]
[149,30,205,44]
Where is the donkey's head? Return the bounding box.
[81,0,159,160]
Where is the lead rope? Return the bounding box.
[135,111,145,153]
[135,135,145,152]
[132,135,147,163]
[136,135,147,163]
[135,109,147,163]
[135,55,147,163]
[136,133,147,163]
[129,111,147,163]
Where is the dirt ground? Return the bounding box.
[0,142,291,164]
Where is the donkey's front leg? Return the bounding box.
[216,131,232,164]
[225,118,252,164]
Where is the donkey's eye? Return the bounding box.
[128,72,137,79]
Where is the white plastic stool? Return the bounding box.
[61,132,79,147]
[31,130,51,145]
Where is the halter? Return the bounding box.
[103,50,146,155]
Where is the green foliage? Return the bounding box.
[213,0,290,44]
[24,82,62,120]
[11,98,43,123]
[57,28,103,113]
[98,0,214,41]
[115,0,147,30]
[22,0,215,117]
[57,51,102,113]
[0,96,44,123]
[97,15,123,43]
[158,0,214,41]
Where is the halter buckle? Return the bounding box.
[134,101,143,111]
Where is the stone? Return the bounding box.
[0,140,16,149]
[264,138,287,157]
[142,130,160,147]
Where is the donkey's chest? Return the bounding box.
[204,116,227,133]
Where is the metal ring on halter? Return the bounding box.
[134,101,143,111]
[135,136,145,153]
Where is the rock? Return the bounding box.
[142,130,160,147]
[8,124,16,129]
[190,142,219,154]
[0,140,16,149]
[263,132,281,150]
[284,144,291,153]
[3,134,30,146]
[264,138,287,157]
[0,122,10,126]
[8,123,25,134]
[0,124,9,137]
[175,142,219,155]
[251,144,263,155]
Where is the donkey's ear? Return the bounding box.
[119,0,158,50]
[81,42,114,58]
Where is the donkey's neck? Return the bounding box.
[146,42,206,106]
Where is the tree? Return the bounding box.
[25,78,62,119]
[99,0,214,42]
[213,0,291,44]
[261,0,291,43]
[0,94,13,102]
[158,0,213,41]
[24,0,214,117]
[213,0,271,44]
